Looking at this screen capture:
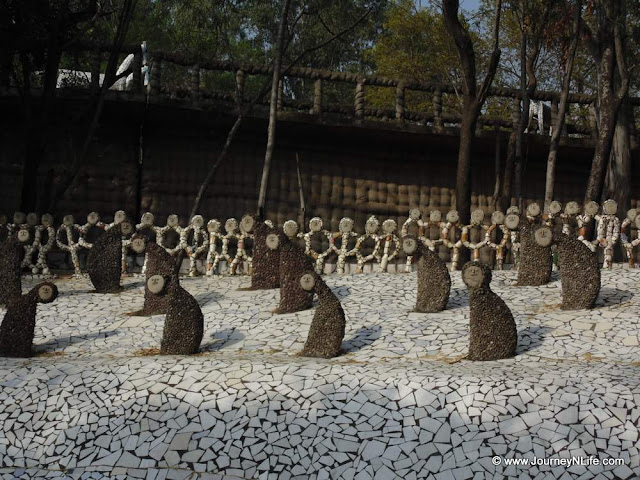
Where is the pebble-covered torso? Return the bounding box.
[415,243,451,312]
[142,242,179,315]
[87,226,124,293]
[161,279,204,355]
[554,231,601,310]
[301,275,345,358]
[517,220,552,286]
[0,237,22,306]
[250,218,280,290]
[277,234,314,313]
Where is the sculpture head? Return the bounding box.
[526,203,541,217]
[147,274,168,295]
[533,225,553,247]
[309,217,323,232]
[191,215,205,228]
[130,234,146,254]
[114,210,126,224]
[167,214,179,228]
[339,217,354,233]
[26,212,38,227]
[548,201,562,215]
[365,216,379,234]
[207,219,221,234]
[603,199,618,216]
[63,215,75,227]
[14,212,26,225]
[462,261,491,289]
[283,220,298,238]
[565,201,579,215]
[41,214,54,228]
[87,212,100,226]
[626,209,637,222]
[504,213,519,230]
[17,228,30,243]
[225,218,238,234]
[584,201,599,216]
[402,235,421,256]
[429,210,442,223]
[0,214,6,225]
[36,282,58,304]
[265,232,280,251]
[382,219,397,235]
[240,214,255,234]
[299,272,316,292]
[471,209,485,226]
[506,206,520,216]
[409,208,421,221]
[491,211,505,225]
[119,220,134,236]
[141,212,155,227]
[446,210,459,224]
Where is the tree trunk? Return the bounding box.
[604,97,631,211]
[455,111,477,225]
[500,132,516,212]
[585,93,619,202]
[257,0,292,220]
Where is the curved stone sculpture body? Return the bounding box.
[0,282,58,357]
[517,220,552,286]
[142,240,179,315]
[300,272,346,358]
[463,261,517,361]
[87,224,127,293]
[403,236,451,312]
[0,237,22,306]
[151,276,203,355]
[551,230,601,309]
[277,233,314,313]
[249,216,280,289]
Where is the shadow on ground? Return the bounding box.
[342,325,382,353]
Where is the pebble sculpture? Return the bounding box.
[0,236,23,306]
[157,215,185,257]
[355,216,381,273]
[145,274,204,355]
[136,212,156,275]
[56,215,83,275]
[230,216,253,275]
[379,219,400,272]
[535,226,601,310]
[403,236,450,312]
[441,210,462,271]
[299,272,346,358]
[621,209,639,267]
[577,201,599,252]
[596,200,620,269]
[0,282,58,358]
[206,219,225,275]
[485,211,508,269]
[401,209,422,272]
[462,261,517,361]
[461,209,488,261]
[332,217,358,274]
[276,232,315,313]
[182,215,209,277]
[517,204,552,286]
[87,221,135,293]
[303,217,333,274]
[248,215,281,289]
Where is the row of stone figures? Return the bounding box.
[1,198,639,277]
[0,208,603,362]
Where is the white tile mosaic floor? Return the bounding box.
[0,269,639,479]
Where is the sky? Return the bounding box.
[415,0,481,11]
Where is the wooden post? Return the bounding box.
[589,102,599,139]
[395,82,405,123]
[550,99,558,136]
[312,78,323,116]
[354,79,365,120]
[190,64,200,104]
[149,57,161,96]
[433,88,442,130]
[235,69,245,108]
[131,51,142,93]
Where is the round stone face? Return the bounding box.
[636,216,640,230]
[534,226,553,247]
[549,201,562,215]
[130,237,146,253]
[403,237,417,255]
[14,212,26,224]
[626,209,637,222]
[141,212,154,226]
[41,214,54,227]
[26,212,38,226]
[309,217,323,232]
[526,203,541,217]
[240,215,254,233]
[87,212,99,225]
[491,211,505,225]
[471,210,484,225]
[192,215,204,228]
[603,199,618,215]
[299,273,316,291]
[505,214,519,230]
[462,264,484,288]
[114,210,126,224]
[339,217,354,233]
[266,233,279,250]
[584,201,599,216]
[409,208,421,221]
[147,275,165,294]
[506,206,519,215]
[207,220,220,233]
[382,219,396,234]
[17,229,30,243]
[120,221,134,235]
[429,210,442,223]
[565,201,579,215]
[365,217,379,234]
[283,220,298,237]
[63,215,75,227]
[225,218,238,233]
[167,215,179,228]
[38,284,55,302]
[446,210,459,223]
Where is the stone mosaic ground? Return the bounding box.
[1,269,639,479]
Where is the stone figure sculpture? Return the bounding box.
[517,210,552,286]
[535,226,600,310]
[462,261,517,361]
[248,215,281,290]
[403,236,451,312]
[0,236,23,306]
[0,282,58,357]
[299,272,346,358]
[275,232,315,313]
[86,221,134,293]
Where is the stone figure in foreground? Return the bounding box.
[535,226,600,310]
[87,221,134,293]
[0,282,58,357]
[146,274,203,355]
[275,232,315,313]
[0,236,23,306]
[299,272,346,358]
[462,261,517,361]
[247,215,281,290]
[403,236,451,312]
[517,212,552,286]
